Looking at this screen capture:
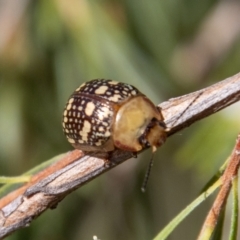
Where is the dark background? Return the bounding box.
[0,0,240,239]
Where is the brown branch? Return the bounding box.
[0,72,240,239]
[197,133,240,239]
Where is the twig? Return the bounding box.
[0,72,240,239]
[197,133,240,239]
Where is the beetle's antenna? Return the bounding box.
[141,151,155,192]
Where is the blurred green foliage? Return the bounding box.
[0,0,240,239]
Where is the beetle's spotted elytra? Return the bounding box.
[62,79,167,154]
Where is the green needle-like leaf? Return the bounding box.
[0,176,31,184]
[154,179,221,240]
[229,176,238,240]
[0,153,66,196]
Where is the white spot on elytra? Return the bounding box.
[76,83,86,91]
[102,122,108,127]
[105,131,111,137]
[99,126,104,131]
[95,86,108,94]
[95,141,102,146]
[109,94,121,102]
[67,103,72,110]
[82,135,88,141]
[69,98,74,104]
[79,120,91,136]
[108,81,118,85]
[67,137,75,144]
[85,102,95,116]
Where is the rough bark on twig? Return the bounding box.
[0,72,240,239]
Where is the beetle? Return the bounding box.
[62,79,166,155]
